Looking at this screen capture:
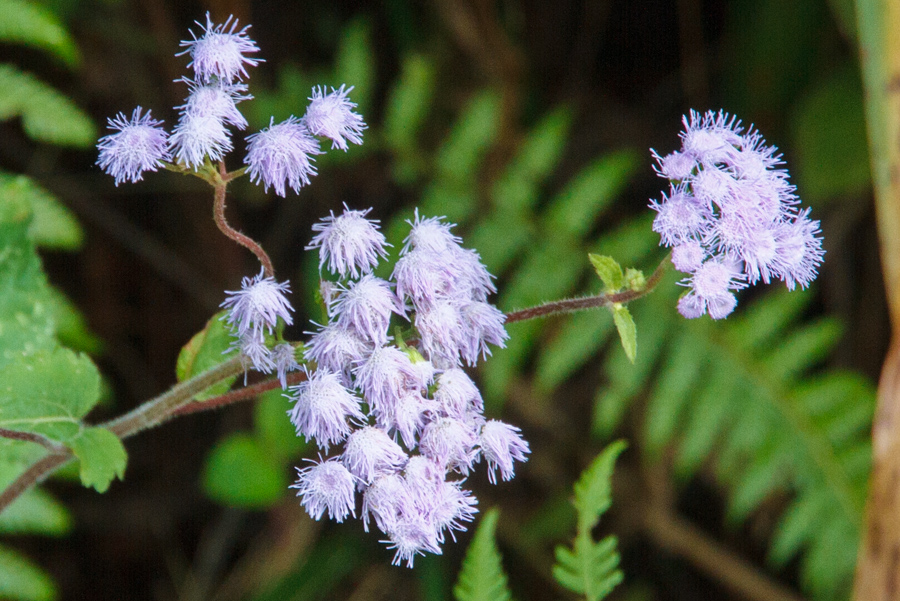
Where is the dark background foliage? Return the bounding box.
[0,0,885,599]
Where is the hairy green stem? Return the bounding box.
[505,255,670,323]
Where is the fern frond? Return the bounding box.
[454,508,513,601]
[0,0,79,67]
[0,63,94,147]
[553,441,626,601]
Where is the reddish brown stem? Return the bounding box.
[0,453,71,511]
[212,161,275,278]
[170,370,308,418]
[0,428,66,453]
[505,255,670,323]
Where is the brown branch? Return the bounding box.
[212,161,275,278]
[0,428,67,453]
[0,453,71,511]
[170,370,307,418]
[644,508,806,601]
[505,255,671,324]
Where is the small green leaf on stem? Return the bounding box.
[176,310,239,401]
[612,305,637,363]
[70,427,126,493]
[589,254,624,292]
[624,267,646,291]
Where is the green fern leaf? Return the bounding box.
[0,0,79,66]
[0,63,95,147]
[0,172,82,249]
[453,508,512,601]
[553,441,626,601]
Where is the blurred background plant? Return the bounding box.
[0,1,881,600]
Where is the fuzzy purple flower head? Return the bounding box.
[650,110,824,319]
[288,208,528,567]
[179,13,261,84]
[97,107,170,185]
[244,117,322,197]
[303,85,367,151]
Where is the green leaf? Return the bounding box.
[611,305,636,363]
[334,19,375,112]
[45,285,102,354]
[536,309,615,393]
[176,311,239,401]
[0,348,100,441]
[0,546,56,601]
[553,441,626,601]
[588,254,624,292]
[69,427,126,493]
[453,508,512,601]
[0,0,80,66]
[385,54,436,155]
[0,488,70,535]
[0,63,95,147]
[0,173,82,249]
[791,62,869,205]
[255,388,307,459]
[434,90,502,184]
[543,150,638,239]
[202,433,287,508]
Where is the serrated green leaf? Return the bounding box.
[176,311,239,401]
[553,441,625,601]
[0,348,100,441]
[202,433,287,508]
[453,508,512,601]
[0,488,70,535]
[543,150,638,239]
[572,441,626,534]
[759,317,843,382]
[611,305,636,363]
[0,63,94,147]
[0,0,79,66]
[588,254,624,292]
[69,427,126,493]
[0,546,56,601]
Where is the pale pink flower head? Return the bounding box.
[342,426,408,483]
[221,269,294,339]
[287,367,364,451]
[479,420,530,484]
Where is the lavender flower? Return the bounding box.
[288,368,365,450]
[179,13,261,84]
[354,346,425,417]
[342,426,408,483]
[650,110,824,319]
[221,269,294,339]
[479,420,530,484]
[330,275,404,346]
[244,117,321,197]
[178,79,250,129]
[419,417,479,475]
[291,458,357,522]
[362,473,410,533]
[434,368,483,418]
[303,85,366,151]
[304,321,370,377]
[169,111,233,169]
[97,107,170,185]
[271,343,300,389]
[307,206,389,278]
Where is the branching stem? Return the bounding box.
[505,255,670,323]
[211,161,275,278]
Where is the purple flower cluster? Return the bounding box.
[650,110,824,319]
[220,270,299,384]
[97,13,365,194]
[291,207,528,567]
